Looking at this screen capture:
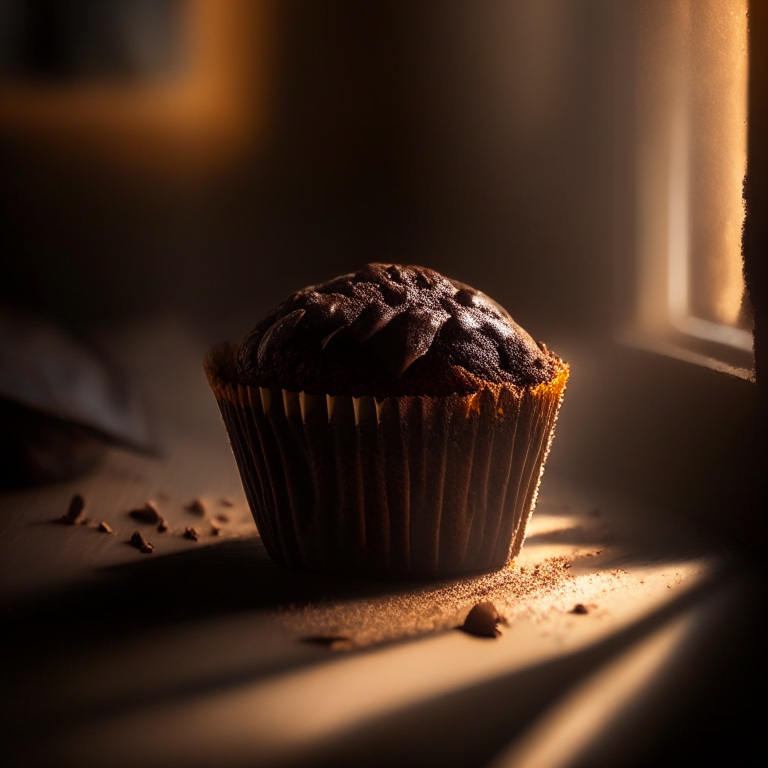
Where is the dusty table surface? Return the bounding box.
[0,319,754,768]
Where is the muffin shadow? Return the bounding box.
[2,537,456,647]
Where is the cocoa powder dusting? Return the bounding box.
[281,556,574,648]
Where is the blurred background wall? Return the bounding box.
[0,0,633,346]
[2,0,761,547]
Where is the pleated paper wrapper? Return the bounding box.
[205,354,568,578]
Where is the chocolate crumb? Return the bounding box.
[185,499,206,516]
[281,556,573,649]
[210,520,223,536]
[220,498,235,507]
[570,603,589,614]
[184,527,199,541]
[97,522,113,533]
[303,636,354,652]
[130,530,154,553]
[460,601,502,638]
[157,518,169,533]
[61,493,86,524]
[129,501,161,524]
[215,513,230,523]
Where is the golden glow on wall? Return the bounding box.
[680,0,748,330]
[0,0,270,177]
[635,0,751,366]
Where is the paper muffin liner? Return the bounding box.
[205,348,568,578]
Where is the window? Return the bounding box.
[629,0,753,380]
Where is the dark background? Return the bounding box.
[0,0,631,344]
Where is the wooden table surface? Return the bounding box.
[0,319,754,768]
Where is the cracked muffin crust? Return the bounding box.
[233,263,565,397]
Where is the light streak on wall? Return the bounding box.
[636,0,752,359]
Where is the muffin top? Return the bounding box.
[232,263,565,398]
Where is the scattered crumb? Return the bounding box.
[61,494,85,525]
[302,636,354,652]
[281,556,574,649]
[210,520,223,536]
[596,550,604,555]
[215,513,230,523]
[157,518,169,533]
[220,498,235,507]
[129,502,161,524]
[460,601,503,638]
[185,499,206,516]
[184,527,199,541]
[570,603,589,615]
[97,522,113,534]
[130,530,154,554]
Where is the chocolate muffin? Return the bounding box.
[205,264,568,577]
